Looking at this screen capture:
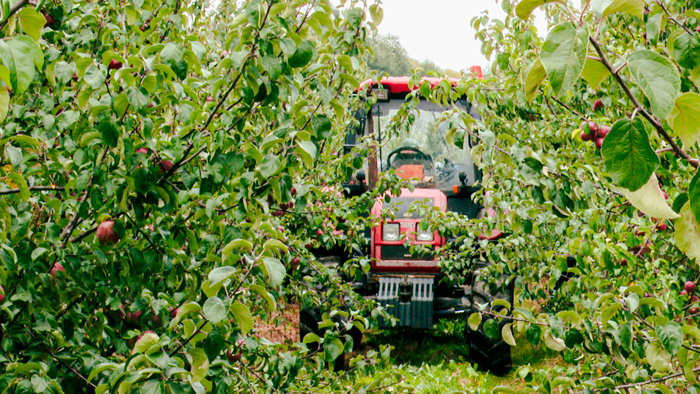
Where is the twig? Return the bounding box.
[169,318,208,357]
[0,185,65,195]
[655,0,693,35]
[0,0,30,30]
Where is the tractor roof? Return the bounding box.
[358,66,483,94]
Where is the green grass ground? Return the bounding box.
[355,318,564,393]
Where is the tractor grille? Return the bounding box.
[382,244,435,261]
[377,276,434,328]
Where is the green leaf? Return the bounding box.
[368,4,383,25]
[161,43,184,63]
[622,173,680,220]
[690,172,700,226]
[203,330,225,362]
[657,321,683,355]
[581,57,610,89]
[0,37,38,94]
[543,330,566,351]
[525,58,546,103]
[134,331,159,354]
[288,41,314,68]
[188,348,209,382]
[259,154,281,178]
[324,338,344,363]
[666,92,700,149]
[7,173,29,201]
[0,87,9,123]
[262,257,286,287]
[296,140,317,167]
[675,203,700,263]
[98,118,119,148]
[84,65,105,89]
[646,340,672,372]
[526,323,541,345]
[600,0,644,19]
[502,323,516,346]
[208,266,236,288]
[540,22,588,98]
[170,302,202,327]
[202,296,227,325]
[601,118,659,192]
[230,302,253,334]
[646,13,662,45]
[127,87,149,111]
[468,312,482,331]
[515,0,563,20]
[249,284,276,311]
[17,8,45,42]
[87,363,118,383]
[672,33,700,70]
[627,50,680,119]
[483,319,499,340]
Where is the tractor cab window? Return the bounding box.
[371,98,476,190]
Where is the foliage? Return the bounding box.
[0,0,414,392]
[457,0,700,391]
[366,33,412,77]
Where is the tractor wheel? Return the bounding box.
[465,279,514,375]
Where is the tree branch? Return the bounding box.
[0,185,65,195]
[0,0,30,30]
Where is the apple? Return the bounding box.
[595,137,605,150]
[108,59,123,71]
[305,242,313,248]
[72,72,78,82]
[157,160,174,173]
[50,262,65,278]
[692,295,699,303]
[662,191,669,200]
[221,51,229,58]
[681,289,688,296]
[588,121,599,134]
[125,311,132,323]
[97,220,120,245]
[44,13,56,27]
[135,148,149,154]
[620,258,628,267]
[272,210,285,217]
[169,307,178,318]
[0,285,4,303]
[290,187,297,196]
[230,318,235,325]
[140,23,149,31]
[580,130,592,141]
[593,99,604,112]
[316,229,323,236]
[685,281,697,293]
[147,103,154,108]
[278,225,285,232]
[634,228,645,237]
[131,310,142,324]
[690,306,700,315]
[286,201,295,209]
[206,95,213,102]
[598,125,611,138]
[657,221,667,231]
[151,314,162,327]
[227,350,241,363]
[697,26,700,34]
[291,257,300,269]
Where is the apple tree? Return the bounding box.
[0,0,412,392]
[458,0,700,391]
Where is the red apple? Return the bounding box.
[0,285,5,303]
[316,229,323,236]
[588,121,599,134]
[147,103,154,108]
[206,95,213,102]
[692,295,699,303]
[97,220,119,245]
[72,72,78,82]
[50,262,65,278]
[690,306,700,315]
[305,242,313,248]
[272,210,285,217]
[135,148,149,154]
[685,281,697,293]
[657,221,667,231]
[227,350,241,363]
[169,307,178,318]
[108,59,123,71]
[662,191,669,200]
[131,310,142,324]
[291,257,300,269]
[697,26,700,34]
[595,137,604,150]
[151,314,162,327]
[290,187,297,196]
[580,130,591,141]
[620,258,628,267]
[598,125,611,138]
[593,99,604,112]
[221,51,229,58]
[157,160,174,173]
[681,290,688,296]
[43,13,56,27]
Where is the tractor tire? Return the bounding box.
[466,278,514,376]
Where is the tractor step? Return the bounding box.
[377,277,434,329]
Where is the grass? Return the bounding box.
[354,318,564,393]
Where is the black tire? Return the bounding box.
[466,278,514,375]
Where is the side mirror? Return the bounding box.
[356,170,366,183]
[459,172,468,186]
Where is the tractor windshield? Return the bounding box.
[372,99,476,189]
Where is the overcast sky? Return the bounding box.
[375,0,547,71]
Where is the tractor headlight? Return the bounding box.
[382,223,400,241]
[416,225,434,242]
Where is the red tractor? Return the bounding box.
[301,72,514,374]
